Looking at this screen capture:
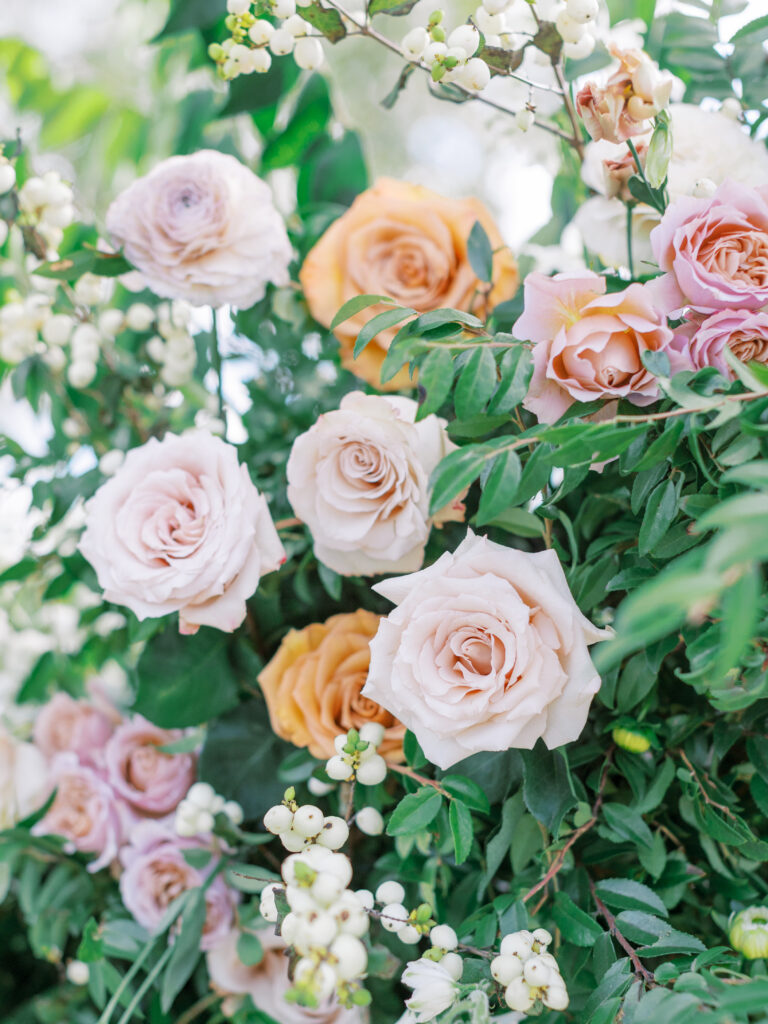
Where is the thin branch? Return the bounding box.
[386,761,451,799]
[677,749,738,820]
[589,877,656,986]
[176,994,221,1024]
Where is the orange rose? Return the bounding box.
[299,178,518,390]
[258,609,404,761]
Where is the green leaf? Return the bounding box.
[730,14,768,41]
[153,0,221,39]
[645,111,672,189]
[368,0,420,15]
[297,1,347,41]
[76,918,104,963]
[429,444,491,514]
[551,891,603,946]
[467,220,493,283]
[454,347,497,419]
[476,449,522,526]
[487,344,532,414]
[34,249,132,281]
[161,888,206,1011]
[440,775,491,814]
[594,878,668,917]
[386,787,443,836]
[449,800,474,865]
[417,347,455,418]
[638,478,678,556]
[329,294,396,331]
[236,931,264,967]
[522,744,576,834]
[601,802,654,850]
[477,795,517,895]
[134,626,239,728]
[353,307,415,358]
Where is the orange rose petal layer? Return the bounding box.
[258,608,405,762]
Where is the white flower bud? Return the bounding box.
[565,0,598,23]
[515,108,535,132]
[281,828,308,852]
[335,901,370,937]
[293,805,325,838]
[249,20,274,44]
[311,871,345,906]
[287,886,317,914]
[423,40,448,64]
[441,952,464,981]
[500,931,534,959]
[462,56,491,90]
[505,977,535,1012]
[358,722,386,748]
[474,7,508,34]
[264,804,294,834]
[523,955,552,987]
[355,888,374,910]
[0,161,16,194]
[99,450,125,476]
[355,754,387,786]
[42,313,73,346]
[532,928,553,949]
[293,36,324,70]
[326,755,354,782]
[67,360,96,388]
[398,924,422,944]
[98,309,124,339]
[356,806,384,836]
[269,28,295,55]
[482,0,510,12]
[224,800,244,825]
[66,961,90,986]
[195,809,215,833]
[692,178,717,198]
[376,880,405,905]
[308,776,335,797]
[71,323,101,361]
[380,902,409,932]
[260,883,280,922]
[492,953,523,985]
[43,346,66,371]
[187,782,216,809]
[303,912,339,949]
[402,26,428,57]
[272,0,296,16]
[333,735,348,755]
[251,48,273,72]
[281,912,300,943]
[330,934,368,979]
[283,13,308,34]
[228,0,251,13]
[563,32,595,59]
[448,24,480,55]
[543,983,570,1011]
[555,9,584,42]
[720,97,742,120]
[430,924,458,950]
[317,815,350,850]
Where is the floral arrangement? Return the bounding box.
[2,1,768,1023]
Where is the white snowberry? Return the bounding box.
[358,722,386,747]
[376,880,405,905]
[356,807,384,836]
[402,26,428,58]
[355,754,387,786]
[293,805,325,838]
[430,924,458,951]
[269,29,295,55]
[565,0,599,23]
[448,24,480,55]
[330,934,368,979]
[491,954,523,986]
[380,902,409,932]
[505,977,535,1012]
[317,815,350,850]
[326,755,354,782]
[294,37,324,70]
[260,883,280,922]
[264,804,294,834]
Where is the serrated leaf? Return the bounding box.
[601,803,654,850]
[449,800,474,865]
[387,787,443,835]
[552,892,603,946]
[594,878,668,917]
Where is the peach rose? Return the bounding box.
[258,609,404,762]
[513,271,674,424]
[0,727,50,829]
[299,178,518,390]
[576,48,673,145]
[363,531,610,770]
[79,430,285,634]
[650,180,768,314]
[207,928,365,1022]
[286,392,462,576]
[104,715,197,816]
[105,150,292,308]
[33,753,122,872]
[33,692,114,765]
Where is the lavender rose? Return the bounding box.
[79,430,285,634]
[105,150,292,308]
[33,693,114,765]
[105,715,196,816]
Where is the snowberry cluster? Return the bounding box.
[209,0,324,80]
[17,171,75,255]
[144,300,198,387]
[174,781,244,837]
[325,723,388,786]
[401,12,491,92]
[473,0,599,61]
[0,292,53,365]
[264,787,350,852]
[260,845,372,1010]
[374,879,435,947]
[491,928,569,1012]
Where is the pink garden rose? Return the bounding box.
[576,48,673,145]
[33,693,114,764]
[513,271,674,423]
[105,150,292,309]
[79,430,285,634]
[33,753,122,872]
[120,822,236,950]
[105,715,196,816]
[207,928,365,1022]
[362,531,610,770]
[651,180,768,314]
[670,309,768,378]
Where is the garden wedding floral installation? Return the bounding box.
[2,0,768,1021]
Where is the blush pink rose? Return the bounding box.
[105,150,292,309]
[669,308,768,378]
[33,753,123,872]
[576,48,673,144]
[33,693,114,765]
[513,271,674,424]
[79,430,285,634]
[120,822,236,950]
[363,531,610,770]
[105,715,196,816]
[651,180,768,314]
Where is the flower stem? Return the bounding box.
[626,202,635,279]
[210,307,224,422]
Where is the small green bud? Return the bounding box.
[351,989,372,1006]
[293,862,317,885]
[431,63,446,81]
[430,25,446,42]
[242,10,256,24]
[224,13,238,29]
[428,8,443,25]
[730,907,768,959]
[612,726,652,754]
[208,42,225,61]
[284,786,296,803]
[415,902,433,923]
[422,946,444,962]
[443,55,459,69]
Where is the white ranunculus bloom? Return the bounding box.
[398,958,460,1024]
[286,392,462,577]
[0,726,50,829]
[105,149,292,309]
[79,430,285,634]
[363,531,610,770]
[576,103,768,270]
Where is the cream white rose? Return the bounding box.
[79,430,285,634]
[105,149,292,308]
[363,531,610,769]
[286,392,463,577]
[0,726,50,829]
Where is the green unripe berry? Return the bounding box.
[612,727,652,754]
